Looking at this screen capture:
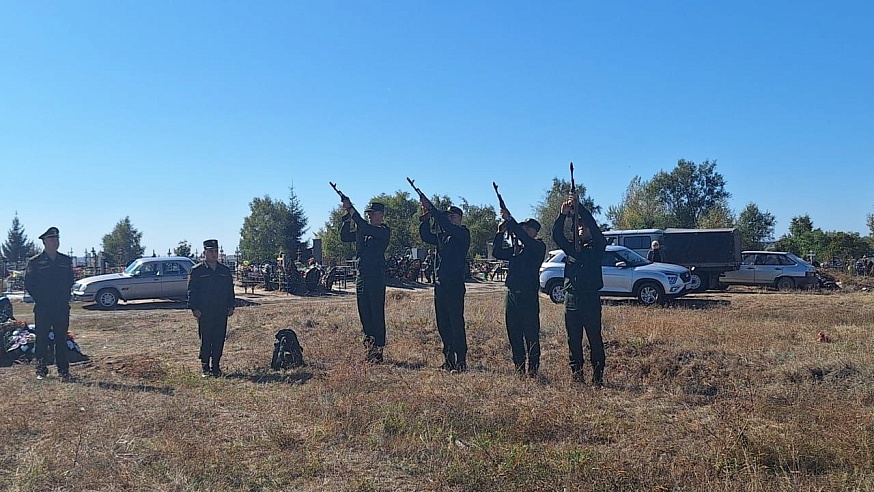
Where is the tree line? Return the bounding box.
[5,159,874,269]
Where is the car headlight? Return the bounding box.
[666,274,679,285]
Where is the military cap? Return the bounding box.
[38,227,60,240]
[364,202,385,213]
[446,206,463,216]
[203,239,219,250]
[519,218,541,231]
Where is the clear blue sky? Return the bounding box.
[3,1,872,259]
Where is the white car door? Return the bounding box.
[600,251,631,293]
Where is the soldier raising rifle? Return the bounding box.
[410,178,471,372]
[551,163,607,386]
[331,182,391,363]
[491,183,546,377]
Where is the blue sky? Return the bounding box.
[2,1,872,259]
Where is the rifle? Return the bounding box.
[493,181,518,249]
[329,182,354,221]
[329,182,349,202]
[407,176,436,213]
[570,162,580,252]
[407,177,443,233]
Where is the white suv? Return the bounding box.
[539,246,693,306]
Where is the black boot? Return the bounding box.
[592,362,605,387]
[570,364,584,383]
[201,362,211,378]
[452,354,467,373]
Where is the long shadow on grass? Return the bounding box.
[225,370,313,384]
[601,298,730,309]
[80,380,176,396]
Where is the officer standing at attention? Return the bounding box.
[552,195,607,386]
[188,239,235,377]
[25,227,75,381]
[492,212,546,377]
[340,199,391,363]
[419,202,471,372]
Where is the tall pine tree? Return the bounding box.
[3,213,38,265]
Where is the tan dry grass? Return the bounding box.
[1,284,873,491]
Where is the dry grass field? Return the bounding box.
[2,275,873,491]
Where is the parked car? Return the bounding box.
[717,251,817,290]
[72,256,196,309]
[539,246,693,306]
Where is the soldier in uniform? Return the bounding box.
[340,199,391,363]
[552,195,607,386]
[419,203,471,372]
[25,227,75,381]
[492,213,546,377]
[187,239,236,377]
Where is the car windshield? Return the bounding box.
[614,248,649,267]
[123,260,144,276]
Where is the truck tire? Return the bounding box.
[689,272,709,292]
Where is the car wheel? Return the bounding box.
[635,281,664,306]
[776,277,795,291]
[689,272,709,292]
[95,288,120,309]
[546,279,565,304]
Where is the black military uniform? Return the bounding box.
[552,206,607,385]
[24,227,75,380]
[188,239,236,377]
[492,218,546,376]
[419,205,471,371]
[340,202,391,362]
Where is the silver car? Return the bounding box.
[72,256,196,309]
[718,251,817,290]
[539,245,693,306]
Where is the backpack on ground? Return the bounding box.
[271,328,305,370]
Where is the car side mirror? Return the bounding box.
[614,261,627,268]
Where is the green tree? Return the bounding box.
[696,200,735,229]
[606,176,670,230]
[173,240,192,258]
[789,215,814,237]
[239,188,309,263]
[866,212,873,237]
[649,159,731,228]
[533,178,602,251]
[369,191,422,257]
[317,206,357,266]
[459,199,498,259]
[736,203,776,251]
[774,215,869,262]
[3,213,39,265]
[101,217,145,267]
